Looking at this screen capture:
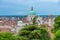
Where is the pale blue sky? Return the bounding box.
[0,0,60,15]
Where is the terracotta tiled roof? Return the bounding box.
[0,28,10,32]
[22,19,29,23]
[3,20,17,27]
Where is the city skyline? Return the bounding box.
[0,0,60,15]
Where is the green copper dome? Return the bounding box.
[28,7,36,15]
[29,11,36,15]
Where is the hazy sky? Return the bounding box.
[0,0,60,15]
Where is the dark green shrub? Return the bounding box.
[18,24,50,40]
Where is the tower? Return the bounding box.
[27,7,36,22]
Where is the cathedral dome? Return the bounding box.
[29,11,36,15]
[28,7,36,15]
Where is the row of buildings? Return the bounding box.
[0,7,55,33]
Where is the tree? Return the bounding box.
[54,30,60,40]
[0,32,16,40]
[53,15,60,40]
[32,16,38,25]
[53,15,60,32]
[17,24,50,40]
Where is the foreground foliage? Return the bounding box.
[53,15,60,40]
[53,15,60,32]
[0,32,16,40]
[17,24,50,40]
[54,30,60,40]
